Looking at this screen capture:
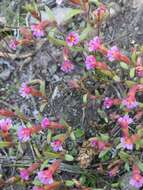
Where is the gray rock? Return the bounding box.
[109,2,121,18]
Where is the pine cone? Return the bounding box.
[77,141,96,168]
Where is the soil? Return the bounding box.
[0,0,143,189]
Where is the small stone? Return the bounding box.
[135,27,139,31]
[109,2,121,18]
[0,69,11,81]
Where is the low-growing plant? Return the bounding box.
[1,0,143,189]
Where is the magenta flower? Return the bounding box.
[118,115,133,127]
[130,174,143,188]
[136,66,143,77]
[88,36,101,52]
[0,118,12,132]
[66,32,79,47]
[107,46,119,62]
[31,24,45,38]
[85,55,96,70]
[20,169,29,180]
[51,140,63,152]
[90,139,107,150]
[19,82,32,98]
[9,39,19,50]
[90,139,98,147]
[61,60,74,73]
[103,97,113,109]
[41,117,50,129]
[122,97,138,109]
[120,137,133,150]
[97,141,107,151]
[17,126,31,142]
[38,169,54,185]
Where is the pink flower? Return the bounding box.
[56,0,63,5]
[97,141,107,151]
[20,162,41,181]
[91,139,98,147]
[120,137,133,150]
[130,174,143,188]
[85,55,96,70]
[19,83,32,98]
[38,169,54,185]
[17,126,31,142]
[135,57,143,77]
[9,39,19,50]
[66,32,79,47]
[31,24,45,38]
[94,4,107,19]
[88,36,101,52]
[118,115,133,127]
[51,140,63,152]
[91,139,107,150]
[136,66,143,77]
[0,118,12,132]
[103,97,113,109]
[107,46,119,62]
[41,118,50,129]
[20,169,29,180]
[61,60,74,73]
[122,97,138,109]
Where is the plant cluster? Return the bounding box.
[1,0,143,189]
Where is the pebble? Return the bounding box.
[109,2,121,18]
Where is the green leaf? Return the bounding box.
[65,180,75,187]
[33,144,42,158]
[124,162,130,172]
[100,133,109,141]
[129,68,135,78]
[80,25,93,41]
[63,9,82,23]
[33,178,42,186]
[131,51,137,64]
[111,183,120,188]
[47,129,52,144]
[45,6,56,21]
[52,134,65,141]
[97,109,108,123]
[116,143,123,149]
[40,80,46,96]
[65,154,74,161]
[89,0,100,5]
[113,75,120,82]
[100,70,114,78]
[120,62,129,70]
[0,141,11,148]
[48,29,66,46]
[40,160,49,170]
[140,78,143,84]
[125,80,137,87]
[99,149,109,158]
[83,94,88,104]
[43,151,61,159]
[75,128,84,138]
[119,151,130,161]
[70,132,76,141]
[40,102,48,112]
[80,175,86,184]
[138,162,143,172]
